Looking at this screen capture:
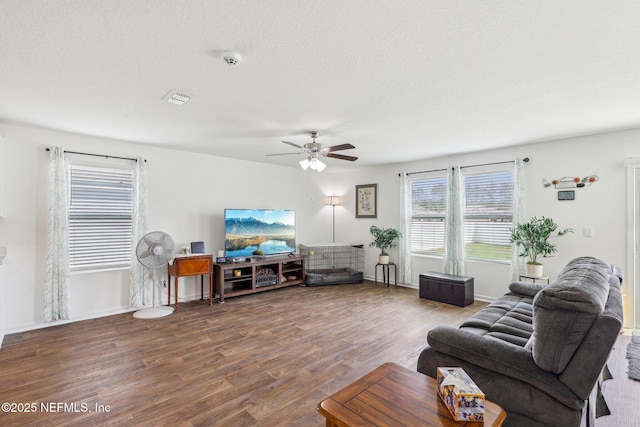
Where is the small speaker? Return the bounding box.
[190,241,205,254]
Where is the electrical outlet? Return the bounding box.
[583,226,593,237]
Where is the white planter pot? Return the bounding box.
[379,255,389,265]
[526,263,543,278]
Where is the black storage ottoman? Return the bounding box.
[419,272,474,307]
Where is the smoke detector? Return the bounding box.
[222,51,242,66]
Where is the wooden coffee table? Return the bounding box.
[318,362,506,426]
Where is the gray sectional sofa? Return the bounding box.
[417,257,624,427]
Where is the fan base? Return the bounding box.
[133,306,174,319]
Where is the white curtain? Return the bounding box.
[510,157,526,281]
[129,157,149,308]
[43,147,71,322]
[444,165,464,276]
[398,172,412,285]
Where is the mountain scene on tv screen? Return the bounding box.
[225,212,295,257]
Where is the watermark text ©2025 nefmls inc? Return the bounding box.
[2,402,111,413]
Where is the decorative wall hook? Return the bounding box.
[581,174,599,185]
[542,174,599,188]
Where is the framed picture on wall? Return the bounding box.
[356,184,377,218]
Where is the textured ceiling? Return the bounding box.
[1,1,639,172]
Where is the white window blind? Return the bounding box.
[463,170,513,261]
[410,176,447,255]
[69,165,133,271]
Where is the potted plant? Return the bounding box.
[369,226,402,264]
[510,216,572,278]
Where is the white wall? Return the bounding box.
[0,123,335,336]
[1,123,638,338]
[330,127,640,327]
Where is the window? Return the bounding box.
[410,175,447,255]
[68,165,133,271]
[462,169,513,261]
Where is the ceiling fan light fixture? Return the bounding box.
[310,157,326,172]
[273,131,355,171]
[300,156,326,172]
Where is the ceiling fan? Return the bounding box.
[266,131,358,171]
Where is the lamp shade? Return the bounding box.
[327,196,341,206]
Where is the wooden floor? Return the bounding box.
[595,332,640,427]
[0,282,638,426]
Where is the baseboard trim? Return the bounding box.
[3,292,213,337]
[3,307,137,336]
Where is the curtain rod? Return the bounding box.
[402,167,447,176]
[45,148,145,162]
[401,157,529,176]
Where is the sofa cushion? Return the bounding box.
[509,280,546,297]
[527,257,611,374]
[459,293,534,348]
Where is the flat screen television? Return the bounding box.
[224,209,296,258]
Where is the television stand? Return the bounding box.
[213,255,305,303]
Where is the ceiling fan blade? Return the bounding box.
[326,153,358,161]
[281,140,303,150]
[325,143,355,152]
[265,152,301,157]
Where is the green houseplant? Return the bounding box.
[369,226,402,264]
[510,216,572,278]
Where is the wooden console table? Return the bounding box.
[318,362,506,427]
[167,254,213,310]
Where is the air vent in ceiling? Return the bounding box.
[164,92,191,105]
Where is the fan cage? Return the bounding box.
[136,231,175,269]
[299,243,364,271]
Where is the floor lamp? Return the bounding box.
[327,196,341,243]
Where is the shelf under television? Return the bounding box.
[213,255,305,303]
[222,287,255,298]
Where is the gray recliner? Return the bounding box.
[417,257,623,427]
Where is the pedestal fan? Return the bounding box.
[133,231,175,319]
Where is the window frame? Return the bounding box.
[67,159,135,273]
[409,172,448,257]
[461,165,514,263]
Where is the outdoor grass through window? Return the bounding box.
[418,243,510,261]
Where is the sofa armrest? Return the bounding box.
[426,326,580,407]
[509,281,545,297]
